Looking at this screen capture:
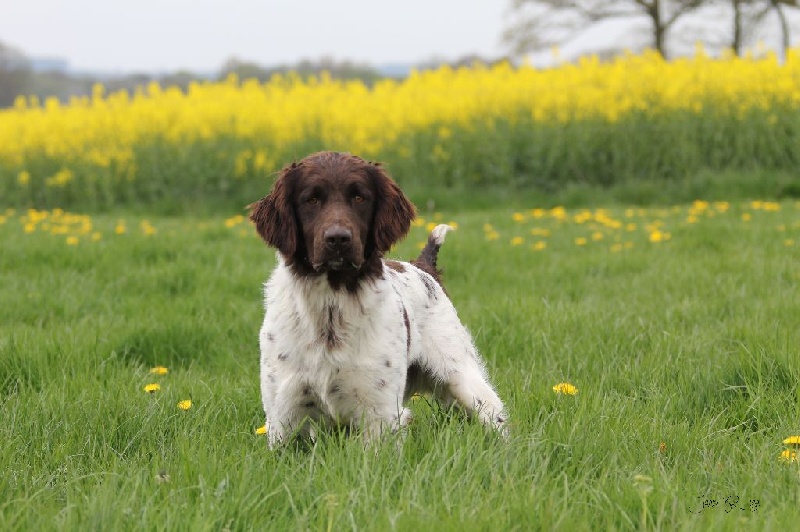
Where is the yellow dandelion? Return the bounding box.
[783,436,800,446]
[150,366,169,375]
[177,399,193,410]
[512,212,526,223]
[741,213,752,222]
[779,449,797,463]
[591,231,604,241]
[17,170,31,186]
[553,382,578,395]
[531,241,546,251]
[510,236,524,246]
[649,230,664,243]
[425,222,438,232]
[659,442,666,453]
[91,232,102,241]
[224,214,244,228]
[66,236,79,245]
[140,221,157,236]
[446,220,459,230]
[255,424,268,435]
[575,237,587,246]
[144,383,161,393]
[485,231,499,241]
[115,223,127,234]
[785,239,795,247]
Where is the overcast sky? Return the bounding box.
[2,1,511,72]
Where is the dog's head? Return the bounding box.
[250,152,415,282]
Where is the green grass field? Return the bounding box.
[2,197,799,530]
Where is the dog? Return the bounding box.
[249,151,507,447]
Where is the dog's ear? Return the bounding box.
[249,164,299,259]
[368,163,416,253]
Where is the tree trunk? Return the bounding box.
[648,0,667,57]
[772,1,790,61]
[732,0,744,56]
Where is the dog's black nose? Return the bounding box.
[324,226,352,250]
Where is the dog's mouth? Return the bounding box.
[312,256,361,272]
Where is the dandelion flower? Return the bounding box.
[255,424,268,435]
[783,436,800,446]
[553,382,578,395]
[177,399,192,410]
[144,383,161,393]
[66,236,79,245]
[510,236,524,246]
[574,237,587,246]
[779,449,797,463]
[150,366,169,375]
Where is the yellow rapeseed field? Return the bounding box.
[1,48,799,207]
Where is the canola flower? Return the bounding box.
[553,382,578,395]
[3,49,800,206]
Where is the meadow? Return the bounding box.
[2,48,800,530]
[1,199,799,530]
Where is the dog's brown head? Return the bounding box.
[250,151,415,289]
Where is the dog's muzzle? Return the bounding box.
[320,226,356,271]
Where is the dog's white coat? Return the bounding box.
[259,225,507,447]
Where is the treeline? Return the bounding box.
[0,39,509,108]
[0,40,393,108]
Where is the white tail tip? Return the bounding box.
[430,224,454,245]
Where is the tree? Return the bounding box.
[503,0,709,58]
[0,40,33,107]
[727,0,798,58]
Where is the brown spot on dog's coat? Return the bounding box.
[386,260,406,273]
[402,306,410,357]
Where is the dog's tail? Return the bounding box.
[413,224,453,277]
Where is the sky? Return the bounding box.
[1,0,512,73]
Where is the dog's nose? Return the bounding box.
[324,226,352,250]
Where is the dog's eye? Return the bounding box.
[307,197,319,205]
[353,195,365,204]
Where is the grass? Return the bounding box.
[1,197,800,530]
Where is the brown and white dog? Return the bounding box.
[250,151,507,447]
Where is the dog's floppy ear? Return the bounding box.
[368,163,416,253]
[249,164,299,259]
